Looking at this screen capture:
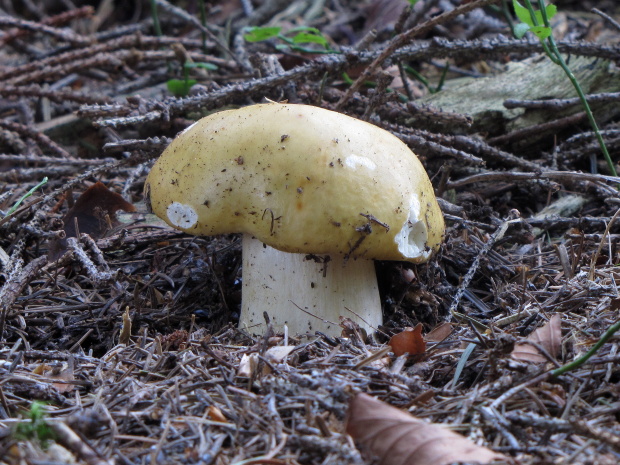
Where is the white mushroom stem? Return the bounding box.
[240,234,382,337]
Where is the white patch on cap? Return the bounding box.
[344,154,376,170]
[395,195,430,260]
[167,202,198,229]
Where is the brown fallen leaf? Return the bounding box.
[346,393,508,465]
[237,353,259,378]
[206,405,227,423]
[511,314,561,363]
[48,357,75,394]
[63,181,136,238]
[49,182,136,260]
[389,323,426,357]
[425,322,453,343]
[118,307,132,345]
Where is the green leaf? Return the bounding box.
[3,176,47,217]
[533,10,545,25]
[545,3,557,21]
[513,0,533,26]
[287,26,322,34]
[513,22,530,39]
[166,79,197,97]
[530,25,552,40]
[184,61,218,71]
[513,0,555,27]
[243,26,281,42]
[291,31,328,47]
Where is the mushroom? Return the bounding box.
[144,103,444,337]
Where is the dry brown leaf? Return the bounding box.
[237,353,258,378]
[389,323,426,357]
[119,307,132,345]
[63,181,136,238]
[346,393,507,465]
[425,322,453,342]
[49,363,75,394]
[33,363,50,375]
[49,182,136,260]
[265,346,295,364]
[206,405,227,423]
[511,314,561,363]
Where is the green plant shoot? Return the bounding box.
[511,0,616,176]
[2,177,47,218]
[243,26,336,54]
[13,402,56,446]
[513,0,556,39]
[167,61,218,97]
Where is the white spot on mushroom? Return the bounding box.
[395,195,431,260]
[344,154,376,171]
[167,202,198,229]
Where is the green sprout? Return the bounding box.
[552,319,620,377]
[1,177,47,218]
[404,64,449,94]
[243,26,337,54]
[512,0,556,40]
[150,0,162,37]
[13,402,56,447]
[511,0,616,176]
[167,61,218,97]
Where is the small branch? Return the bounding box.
[592,8,620,32]
[487,112,587,146]
[0,13,93,46]
[504,91,620,110]
[449,217,520,316]
[0,120,73,158]
[51,422,114,465]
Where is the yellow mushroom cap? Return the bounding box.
[145,103,444,262]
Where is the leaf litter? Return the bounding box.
[1,1,620,464]
[346,393,508,465]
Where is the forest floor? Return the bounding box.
[1,0,620,464]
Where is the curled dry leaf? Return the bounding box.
[118,307,132,345]
[206,405,227,423]
[511,314,561,363]
[63,181,136,238]
[49,181,136,260]
[346,393,508,465]
[389,323,426,357]
[237,353,259,378]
